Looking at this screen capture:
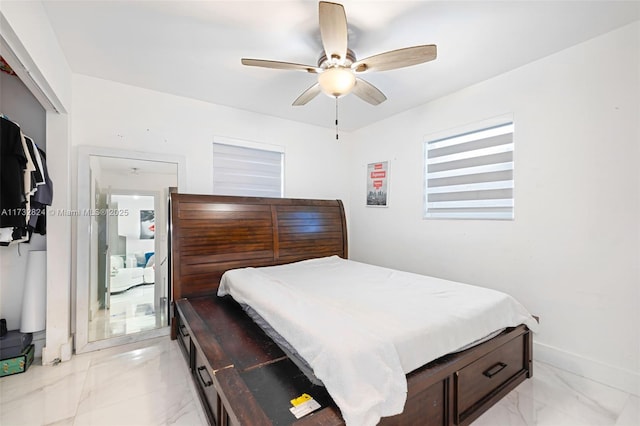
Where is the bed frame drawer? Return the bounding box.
[174,296,533,426]
[194,348,221,425]
[455,333,527,422]
[176,311,193,368]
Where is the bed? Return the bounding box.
[169,193,537,426]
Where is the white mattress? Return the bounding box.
[218,256,539,426]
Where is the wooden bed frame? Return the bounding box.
[169,193,533,426]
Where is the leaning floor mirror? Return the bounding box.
[76,146,185,353]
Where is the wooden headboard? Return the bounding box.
[169,193,348,300]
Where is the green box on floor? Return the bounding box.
[0,344,34,377]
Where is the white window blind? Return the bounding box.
[424,122,514,220]
[212,143,283,197]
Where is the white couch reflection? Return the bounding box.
[110,254,155,294]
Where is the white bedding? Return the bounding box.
[218,256,539,426]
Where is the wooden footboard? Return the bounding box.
[176,296,532,426]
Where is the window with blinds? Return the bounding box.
[424,122,514,220]
[212,142,284,198]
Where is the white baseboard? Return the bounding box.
[42,335,73,365]
[534,341,639,397]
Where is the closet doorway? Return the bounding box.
[76,147,184,353]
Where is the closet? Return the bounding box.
[0,56,49,356]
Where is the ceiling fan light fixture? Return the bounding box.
[241,2,437,106]
[318,67,356,97]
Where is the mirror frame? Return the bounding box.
[75,146,186,353]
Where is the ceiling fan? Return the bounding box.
[241,1,437,106]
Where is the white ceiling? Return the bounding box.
[95,156,178,175]
[41,0,640,131]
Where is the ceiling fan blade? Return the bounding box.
[319,1,348,62]
[352,45,437,73]
[292,83,322,106]
[352,78,387,105]
[241,58,319,73]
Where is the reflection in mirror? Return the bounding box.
[77,148,182,353]
[88,157,176,342]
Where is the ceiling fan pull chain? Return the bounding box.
[335,97,339,140]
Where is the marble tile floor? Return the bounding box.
[0,336,637,426]
[89,284,166,342]
[0,337,207,426]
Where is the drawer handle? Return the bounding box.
[197,366,213,387]
[179,324,189,337]
[483,362,507,378]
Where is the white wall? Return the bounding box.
[349,22,640,394]
[110,194,155,260]
[71,74,351,202]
